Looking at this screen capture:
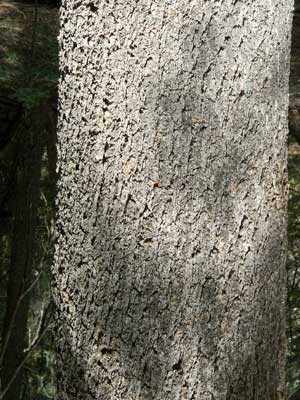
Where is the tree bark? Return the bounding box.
[53,2,293,399]
[1,109,43,400]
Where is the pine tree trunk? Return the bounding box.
[54,2,293,399]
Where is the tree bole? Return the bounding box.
[53,2,293,399]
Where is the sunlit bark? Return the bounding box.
[54,2,293,399]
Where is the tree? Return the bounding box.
[53,2,293,399]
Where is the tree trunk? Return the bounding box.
[1,109,43,400]
[53,2,293,399]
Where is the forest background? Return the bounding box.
[0,1,300,399]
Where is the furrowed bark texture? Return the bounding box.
[54,1,293,399]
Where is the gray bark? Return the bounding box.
[54,1,293,399]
